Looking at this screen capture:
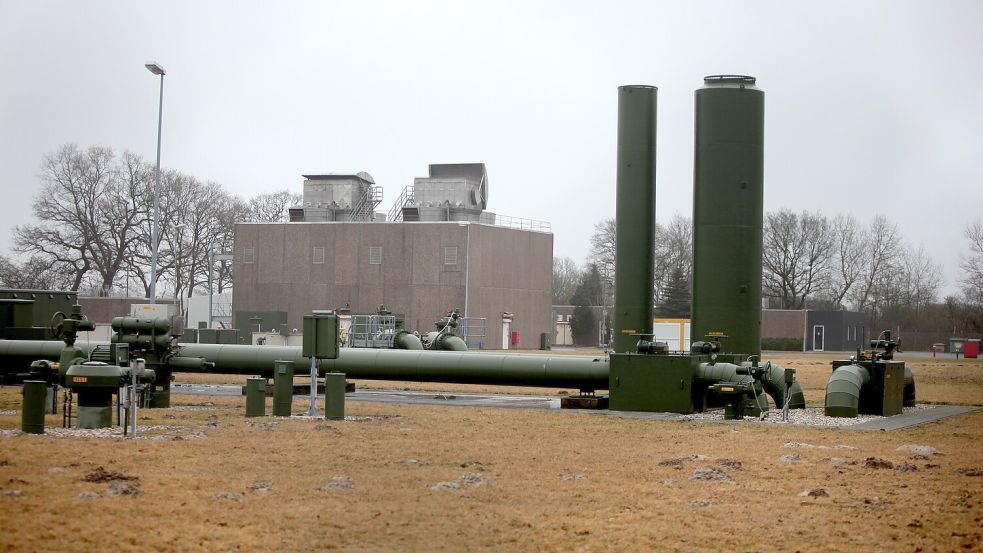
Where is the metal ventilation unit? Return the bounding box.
[290,172,383,222]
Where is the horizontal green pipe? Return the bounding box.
[824,363,869,418]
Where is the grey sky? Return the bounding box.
[2,1,981,296]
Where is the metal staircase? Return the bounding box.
[350,185,383,221]
[387,186,416,222]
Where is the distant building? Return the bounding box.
[233,164,552,349]
[762,309,866,352]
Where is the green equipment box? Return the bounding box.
[609,353,697,413]
[303,313,339,360]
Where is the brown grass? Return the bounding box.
[0,353,981,552]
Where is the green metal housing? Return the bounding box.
[272,360,294,416]
[691,75,765,357]
[245,377,266,417]
[609,353,696,413]
[324,372,345,421]
[613,85,657,353]
[825,360,905,417]
[21,380,46,434]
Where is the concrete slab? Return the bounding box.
[847,405,980,431]
[170,382,980,430]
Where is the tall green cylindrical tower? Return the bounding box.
[613,85,657,353]
[691,75,764,356]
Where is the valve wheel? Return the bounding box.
[49,311,67,340]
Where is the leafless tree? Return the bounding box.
[249,189,302,222]
[0,254,76,290]
[654,214,693,299]
[552,257,582,304]
[762,209,834,309]
[824,213,867,308]
[13,144,147,295]
[588,219,616,298]
[960,220,983,306]
[849,215,902,313]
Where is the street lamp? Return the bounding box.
[145,61,165,304]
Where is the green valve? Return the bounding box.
[245,377,267,417]
[324,372,346,421]
[21,380,47,434]
[272,360,294,417]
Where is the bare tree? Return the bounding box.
[588,219,616,298]
[762,210,834,309]
[552,257,582,304]
[961,220,983,306]
[849,215,902,313]
[249,190,302,222]
[825,213,867,308]
[654,214,693,299]
[0,254,76,290]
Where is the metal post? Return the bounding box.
[306,356,319,417]
[131,358,143,438]
[148,70,164,304]
[208,249,213,330]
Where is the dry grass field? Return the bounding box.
[1,351,981,552]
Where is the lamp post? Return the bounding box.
[145,61,165,304]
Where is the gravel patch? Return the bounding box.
[658,478,677,486]
[784,442,858,450]
[863,457,894,469]
[896,463,918,472]
[48,467,64,474]
[658,454,708,468]
[214,491,244,502]
[799,488,829,498]
[690,466,734,483]
[317,476,354,492]
[3,489,23,498]
[562,473,586,481]
[76,491,101,500]
[716,459,743,470]
[83,466,137,483]
[0,409,18,415]
[248,480,273,492]
[431,472,489,492]
[897,444,938,456]
[105,482,142,496]
[430,481,461,492]
[690,499,712,507]
[780,454,801,463]
[680,405,933,427]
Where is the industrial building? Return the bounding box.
[762,309,866,352]
[233,164,553,349]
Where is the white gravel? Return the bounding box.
[678,404,934,428]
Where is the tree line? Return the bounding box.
[0,143,301,312]
[555,212,983,346]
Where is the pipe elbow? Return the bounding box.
[824,364,869,418]
[394,332,424,351]
[903,365,916,407]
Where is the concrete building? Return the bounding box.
[233,164,553,349]
[762,309,865,352]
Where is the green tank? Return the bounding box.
[691,75,764,357]
[613,85,658,353]
[21,380,47,434]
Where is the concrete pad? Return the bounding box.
[846,405,980,430]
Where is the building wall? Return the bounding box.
[806,310,865,351]
[78,297,176,324]
[762,309,807,340]
[233,222,552,349]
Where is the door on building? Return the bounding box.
[813,325,825,351]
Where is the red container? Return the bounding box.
[965,339,980,359]
[511,331,520,345]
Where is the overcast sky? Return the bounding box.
[1,1,981,296]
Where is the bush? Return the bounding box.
[761,338,803,351]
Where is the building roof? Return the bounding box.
[302,171,375,184]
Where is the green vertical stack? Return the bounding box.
[691,75,765,357]
[612,85,658,353]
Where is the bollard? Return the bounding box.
[245,377,267,417]
[324,372,346,421]
[21,380,47,434]
[272,360,294,417]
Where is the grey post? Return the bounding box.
[145,61,165,304]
